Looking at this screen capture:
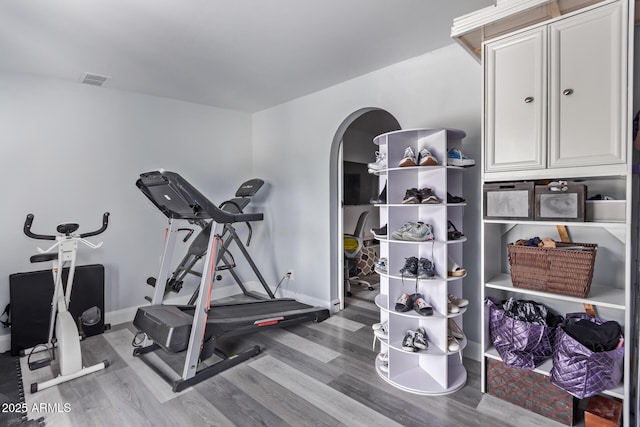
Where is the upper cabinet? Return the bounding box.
[548,3,624,168]
[485,27,547,172]
[484,2,627,179]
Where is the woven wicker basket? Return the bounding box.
[507,242,597,298]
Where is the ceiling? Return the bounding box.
[0,0,494,112]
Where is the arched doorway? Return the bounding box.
[329,108,400,311]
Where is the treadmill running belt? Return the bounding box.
[134,298,329,353]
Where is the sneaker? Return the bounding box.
[417,258,435,279]
[447,333,461,352]
[372,321,388,340]
[447,192,465,204]
[374,257,387,273]
[378,352,389,373]
[447,257,466,277]
[413,295,433,316]
[448,319,464,339]
[395,292,414,312]
[417,148,438,166]
[400,222,434,242]
[371,224,387,238]
[418,187,440,204]
[413,327,429,350]
[447,148,475,167]
[448,293,469,308]
[402,188,421,204]
[548,180,568,192]
[370,182,387,204]
[448,301,460,314]
[398,147,417,167]
[402,330,416,352]
[391,222,416,240]
[368,151,387,172]
[399,257,419,278]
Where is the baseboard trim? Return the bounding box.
[243,280,332,310]
[0,283,332,354]
[463,339,482,362]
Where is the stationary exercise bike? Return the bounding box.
[23,212,110,393]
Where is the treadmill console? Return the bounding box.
[136,170,263,224]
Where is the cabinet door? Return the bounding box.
[485,28,546,172]
[548,3,624,168]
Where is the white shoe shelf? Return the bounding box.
[371,128,470,395]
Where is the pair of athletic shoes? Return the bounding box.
[374,257,387,273]
[402,187,440,204]
[447,148,475,167]
[402,327,429,352]
[399,146,438,167]
[399,256,435,279]
[377,352,389,373]
[391,221,434,242]
[367,151,387,173]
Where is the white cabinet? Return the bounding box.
[548,3,624,168]
[484,2,626,177]
[485,27,547,172]
[371,128,469,395]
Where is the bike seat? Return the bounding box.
[57,223,79,235]
[30,253,58,263]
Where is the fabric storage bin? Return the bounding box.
[487,358,575,426]
[586,200,626,222]
[483,182,534,220]
[487,298,557,370]
[534,183,586,222]
[507,242,597,297]
[550,314,624,399]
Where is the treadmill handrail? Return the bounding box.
[136,170,263,223]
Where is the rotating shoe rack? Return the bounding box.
[371,128,469,395]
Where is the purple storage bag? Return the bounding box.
[487,298,556,370]
[550,313,624,399]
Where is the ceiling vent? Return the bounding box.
[80,72,110,87]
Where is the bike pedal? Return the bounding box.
[29,358,52,371]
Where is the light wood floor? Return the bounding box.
[17,285,569,427]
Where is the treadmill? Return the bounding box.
[132,170,330,392]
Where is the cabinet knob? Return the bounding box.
[524,96,534,103]
[562,89,574,96]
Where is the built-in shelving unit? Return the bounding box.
[470,1,636,424]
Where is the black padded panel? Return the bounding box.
[235,179,264,198]
[9,264,106,356]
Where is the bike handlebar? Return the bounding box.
[23,212,110,240]
[79,212,110,238]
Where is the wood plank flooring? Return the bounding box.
[15,287,570,427]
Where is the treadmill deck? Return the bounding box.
[134,298,330,353]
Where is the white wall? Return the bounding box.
[0,72,252,337]
[250,44,484,347]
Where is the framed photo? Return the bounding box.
[534,184,586,222]
[483,182,534,220]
